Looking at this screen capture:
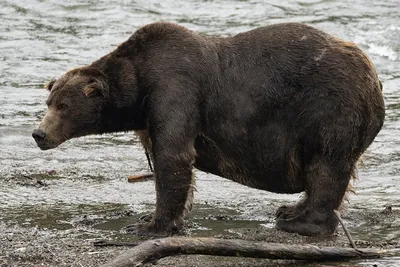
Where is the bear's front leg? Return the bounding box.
[125,83,199,237]
[124,145,196,237]
[125,148,196,237]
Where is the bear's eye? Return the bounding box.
[58,103,69,110]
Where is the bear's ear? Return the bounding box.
[45,79,56,91]
[83,85,98,97]
[83,78,109,98]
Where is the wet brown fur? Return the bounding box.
[33,22,385,237]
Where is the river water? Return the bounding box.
[0,0,399,266]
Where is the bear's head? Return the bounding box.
[32,67,110,150]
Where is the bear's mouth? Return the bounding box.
[37,143,58,150]
[35,139,59,150]
[32,129,61,150]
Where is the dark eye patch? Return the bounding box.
[58,103,69,110]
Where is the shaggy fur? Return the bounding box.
[33,22,385,236]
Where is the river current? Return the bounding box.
[0,0,399,266]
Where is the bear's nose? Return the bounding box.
[32,129,46,144]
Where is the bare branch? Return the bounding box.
[101,237,400,267]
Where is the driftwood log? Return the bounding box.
[127,173,154,183]
[101,237,400,267]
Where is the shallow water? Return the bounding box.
[0,0,399,266]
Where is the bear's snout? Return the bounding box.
[32,129,47,149]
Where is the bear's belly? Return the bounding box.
[193,135,305,194]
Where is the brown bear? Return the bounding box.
[32,22,385,237]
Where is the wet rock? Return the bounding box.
[15,174,48,187]
[203,215,234,221]
[382,206,393,214]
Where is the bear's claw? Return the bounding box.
[139,213,153,222]
[276,210,338,236]
[276,205,299,219]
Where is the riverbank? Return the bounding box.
[1,198,398,267]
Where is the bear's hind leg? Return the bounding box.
[276,158,354,236]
